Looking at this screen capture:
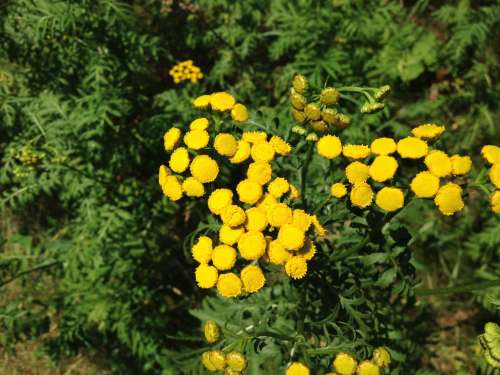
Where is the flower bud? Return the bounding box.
[374,85,391,100]
[322,108,338,125]
[320,87,340,105]
[304,103,321,120]
[336,114,351,128]
[361,102,385,114]
[292,74,308,93]
[292,109,307,124]
[226,351,247,371]
[203,320,220,343]
[292,125,307,135]
[290,91,307,110]
[373,346,391,368]
[311,120,328,132]
[306,133,318,141]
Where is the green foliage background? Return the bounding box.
[0,0,499,374]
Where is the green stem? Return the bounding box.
[337,86,374,101]
[300,143,314,208]
[414,279,500,296]
[0,260,61,288]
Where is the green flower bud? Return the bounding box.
[374,85,391,100]
[290,91,307,110]
[320,87,340,105]
[311,120,327,132]
[304,103,321,120]
[321,108,338,125]
[292,125,307,135]
[292,109,307,124]
[336,114,351,128]
[361,102,385,114]
[292,74,308,94]
[306,133,318,141]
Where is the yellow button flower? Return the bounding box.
[278,224,305,250]
[182,176,205,197]
[237,179,263,204]
[481,145,500,164]
[434,182,464,215]
[164,127,181,151]
[219,224,245,246]
[191,236,213,264]
[375,187,404,212]
[450,155,472,175]
[195,264,218,288]
[210,92,236,111]
[245,207,268,232]
[369,155,398,182]
[242,131,267,144]
[285,256,308,279]
[317,135,342,159]
[208,188,233,215]
[491,191,500,214]
[333,352,357,375]
[330,182,347,198]
[410,171,440,198]
[226,352,247,372]
[160,175,183,201]
[372,347,391,368]
[183,130,209,150]
[304,103,321,120]
[211,245,237,271]
[286,362,310,375]
[204,350,225,371]
[298,239,316,261]
[190,155,219,183]
[256,193,278,213]
[169,147,190,173]
[411,123,445,140]
[158,165,169,187]
[203,320,220,344]
[231,103,249,122]
[292,209,312,231]
[292,74,308,93]
[238,231,266,260]
[370,137,396,155]
[268,177,290,198]
[343,144,371,159]
[289,184,301,199]
[311,215,326,237]
[192,95,211,110]
[201,351,217,372]
[397,137,428,159]
[350,183,373,208]
[424,150,452,177]
[357,361,380,375]
[240,264,265,293]
[214,133,238,157]
[267,203,293,228]
[220,205,246,227]
[267,240,291,265]
[229,140,251,164]
[490,163,500,189]
[346,161,370,185]
[251,141,276,162]
[247,161,273,185]
[270,135,292,155]
[217,273,242,297]
[189,117,209,130]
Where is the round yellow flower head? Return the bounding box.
[370,137,396,155]
[410,171,440,198]
[424,150,452,177]
[221,205,246,227]
[312,120,328,132]
[238,231,266,260]
[356,361,380,375]
[350,183,373,208]
[231,103,249,122]
[219,224,245,246]
[256,193,278,214]
[240,264,265,293]
[203,320,220,344]
[372,347,391,368]
[434,182,464,215]
[369,155,398,182]
[247,161,273,185]
[450,155,472,175]
[169,147,190,173]
[210,92,236,112]
[226,351,247,372]
[320,87,340,105]
[411,123,445,140]
[292,74,308,93]
[206,350,226,371]
[251,141,276,162]
[278,224,305,250]
[375,187,404,212]
[201,351,218,372]
[322,108,338,125]
[182,176,205,197]
[158,165,169,187]
[304,103,321,120]
[490,163,500,189]
[343,144,371,160]
[245,207,268,232]
[183,130,209,150]
[346,161,370,185]
[192,236,213,263]
[397,137,428,159]
[289,184,301,199]
[190,155,219,183]
[189,117,209,130]
[237,179,263,204]
[481,145,500,165]
[298,239,316,261]
[242,131,267,144]
[292,109,307,124]
[333,352,358,375]
[213,133,238,157]
[268,240,291,265]
[285,256,308,279]
[292,209,312,231]
[311,215,326,237]
[230,140,251,164]
[270,135,292,156]
[193,95,211,110]
[217,272,242,298]
[164,127,182,151]
[195,264,218,288]
[211,245,237,271]
[317,135,342,159]
[290,91,307,110]
[286,361,310,375]
[268,203,293,228]
[208,189,233,215]
[161,175,183,201]
[490,191,500,214]
[331,183,347,198]
[268,177,290,198]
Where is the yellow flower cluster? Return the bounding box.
[329,348,390,375]
[169,60,203,84]
[481,144,500,213]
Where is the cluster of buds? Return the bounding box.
[478,322,500,369]
[15,146,45,166]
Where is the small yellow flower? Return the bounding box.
[247,161,273,185]
[158,165,169,187]
[268,177,290,198]
[214,133,238,157]
[219,224,245,246]
[195,264,218,288]
[169,147,190,173]
[424,150,452,177]
[269,135,292,155]
[298,239,316,261]
[267,240,291,265]
[343,144,371,160]
[210,92,236,112]
[375,187,404,212]
[330,183,347,198]
[285,256,308,279]
[311,215,326,237]
[242,131,267,144]
[317,135,342,159]
[238,231,267,260]
[217,272,242,297]
[411,123,445,140]
[490,191,500,214]
[356,361,380,375]
[333,352,358,375]
[193,95,211,110]
[164,127,182,151]
[220,205,246,227]
[251,141,276,162]
[208,189,233,215]
[229,140,252,164]
[160,175,183,201]
[286,361,310,375]
[292,209,312,231]
[211,244,237,271]
[490,163,500,189]
[201,351,218,372]
[231,103,249,122]
[289,184,301,199]
[304,103,321,120]
[292,109,307,124]
[191,236,213,264]
[245,207,268,232]
[369,155,398,182]
[267,203,293,228]
[450,155,472,175]
[292,74,308,93]
[278,224,305,250]
[434,182,464,215]
[410,171,440,198]
[372,347,391,368]
[190,155,219,183]
[345,161,370,185]
[182,176,205,197]
[397,137,428,159]
[370,137,396,155]
[226,351,247,372]
[481,145,500,164]
[350,183,373,208]
[240,265,265,293]
[237,179,263,204]
[189,117,209,130]
[320,87,340,105]
[208,350,226,371]
[256,193,278,214]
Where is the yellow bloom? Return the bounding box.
[206,350,225,371]
[240,265,265,293]
[304,103,321,120]
[191,236,213,264]
[320,87,340,105]
[481,145,500,164]
[450,155,472,175]
[190,155,219,183]
[333,352,357,375]
[217,273,242,297]
[237,179,263,204]
[195,264,218,288]
[292,74,308,93]
[397,137,428,159]
[311,215,326,237]
[343,144,371,159]
[350,183,373,208]
[434,182,464,215]
[490,163,500,189]
[189,117,209,130]
[369,155,398,182]
[269,135,292,156]
[182,176,205,197]
[490,191,500,214]
[211,245,237,271]
[203,320,220,344]
[245,207,268,232]
[286,362,310,375]
[247,161,273,185]
[220,205,246,227]
[231,103,249,122]
[375,187,404,212]
[251,141,276,162]
[410,171,440,198]
[411,123,445,140]
[164,127,182,151]
[292,209,312,231]
[330,183,347,198]
[298,239,316,261]
[210,92,236,112]
[292,109,307,124]
[214,133,238,157]
[267,240,291,265]
[424,150,452,177]
[229,140,251,164]
[219,224,245,246]
[193,95,211,110]
[242,131,267,144]
[370,137,396,155]
[160,175,183,201]
[169,147,190,173]
[372,347,391,368]
[317,135,342,159]
[226,351,247,372]
[238,231,266,260]
[158,165,169,187]
[278,224,305,250]
[268,177,290,198]
[289,184,301,199]
[208,188,233,215]
[345,161,370,185]
[356,361,380,375]
[267,203,293,228]
[201,351,218,372]
[256,193,278,213]
[285,256,308,279]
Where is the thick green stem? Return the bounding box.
[301,143,314,208]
